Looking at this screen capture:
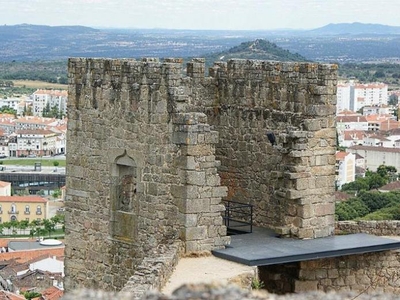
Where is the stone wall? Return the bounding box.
[186,60,338,238]
[65,58,228,291]
[66,57,338,292]
[336,221,400,236]
[259,251,400,295]
[120,242,183,299]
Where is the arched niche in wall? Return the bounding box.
[110,152,138,243]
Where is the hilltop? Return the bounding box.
[203,39,308,64]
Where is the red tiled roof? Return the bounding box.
[335,191,352,202]
[0,290,25,300]
[40,286,64,300]
[337,116,368,123]
[337,109,358,116]
[343,130,366,141]
[15,117,57,125]
[379,181,400,191]
[336,151,349,161]
[354,83,387,89]
[0,247,64,264]
[16,129,56,135]
[0,196,47,203]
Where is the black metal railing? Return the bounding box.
[223,200,253,235]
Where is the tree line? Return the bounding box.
[0,214,64,238]
[0,60,67,84]
[336,165,400,221]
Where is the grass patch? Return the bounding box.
[0,158,65,167]
[13,80,67,90]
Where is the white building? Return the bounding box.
[337,83,351,113]
[16,129,58,157]
[363,134,392,147]
[0,97,22,112]
[336,151,356,189]
[348,145,400,171]
[32,90,67,117]
[362,105,394,116]
[337,82,389,113]
[337,115,369,132]
[15,116,58,131]
[29,256,64,277]
[338,130,365,148]
[351,83,388,112]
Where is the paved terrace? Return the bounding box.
[212,227,400,266]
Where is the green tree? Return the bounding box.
[23,291,41,300]
[53,161,59,167]
[30,219,42,238]
[18,219,29,235]
[341,177,369,193]
[376,165,397,183]
[2,222,12,235]
[367,173,387,189]
[335,198,369,221]
[52,189,61,199]
[42,219,56,237]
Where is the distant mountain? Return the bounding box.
[0,23,399,63]
[203,39,308,64]
[309,22,400,35]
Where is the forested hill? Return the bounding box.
[203,39,308,64]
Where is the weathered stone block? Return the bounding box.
[186,171,206,186]
[184,226,207,241]
[294,280,318,292]
[185,198,211,214]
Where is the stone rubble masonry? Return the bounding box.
[297,251,400,294]
[121,241,183,299]
[336,220,400,236]
[260,251,400,295]
[186,59,337,239]
[66,57,337,294]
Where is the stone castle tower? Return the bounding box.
[65,58,337,291]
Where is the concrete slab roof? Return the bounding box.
[212,227,400,266]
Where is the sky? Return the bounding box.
[1,0,399,30]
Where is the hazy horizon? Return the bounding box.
[1,0,400,31]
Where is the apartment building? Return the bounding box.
[337,81,388,113]
[32,90,67,117]
[16,129,57,157]
[337,83,351,113]
[351,83,388,112]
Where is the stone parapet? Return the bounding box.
[336,220,400,236]
[121,242,183,299]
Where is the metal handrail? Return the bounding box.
[223,200,253,234]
